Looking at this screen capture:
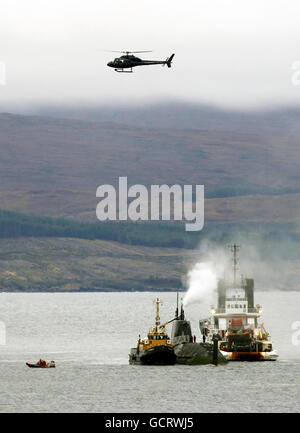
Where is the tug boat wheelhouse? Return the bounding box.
[200,245,278,361]
[129,298,176,365]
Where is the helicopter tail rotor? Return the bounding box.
[166,53,175,68]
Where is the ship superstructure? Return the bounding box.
[200,245,278,361]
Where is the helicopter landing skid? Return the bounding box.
[115,68,133,73]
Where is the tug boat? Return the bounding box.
[26,360,56,368]
[200,244,278,361]
[129,298,176,365]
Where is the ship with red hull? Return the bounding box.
[200,244,278,362]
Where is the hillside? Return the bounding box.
[0,106,299,292]
[0,237,194,291]
[0,110,299,224]
[0,236,299,292]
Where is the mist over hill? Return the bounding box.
[27,102,300,136]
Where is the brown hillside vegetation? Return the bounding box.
[0,237,299,292]
[0,237,196,291]
[0,112,299,224]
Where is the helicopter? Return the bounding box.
[107,51,175,73]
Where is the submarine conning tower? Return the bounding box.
[171,301,192,346]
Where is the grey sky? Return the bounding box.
[1,0,300,109]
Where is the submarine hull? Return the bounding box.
[174,342,227,365]
[171,319,227,365]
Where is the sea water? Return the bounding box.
[0,291,299,413]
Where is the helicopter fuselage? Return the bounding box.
[107,54,174,72]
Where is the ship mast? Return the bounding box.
[229,244,240,287]
[155,298,161,331]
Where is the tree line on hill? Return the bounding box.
[0,209,298,254]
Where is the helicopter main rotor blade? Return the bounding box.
[128,51,153,53]
[101,49,153,54]
[101,50,125,53]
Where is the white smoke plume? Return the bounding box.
[183,262,217,307]
[183,243,232,307]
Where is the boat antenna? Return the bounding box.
[180,298,185,320]
[155,298,161,331]
[175,292,179,319]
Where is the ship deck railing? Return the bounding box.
[225,297,248,302]
[215,307,259,314]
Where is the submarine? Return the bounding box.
[171,294,227,365]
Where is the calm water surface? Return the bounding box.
[0,292,299,413]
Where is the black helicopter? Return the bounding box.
[107,51,175,73]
